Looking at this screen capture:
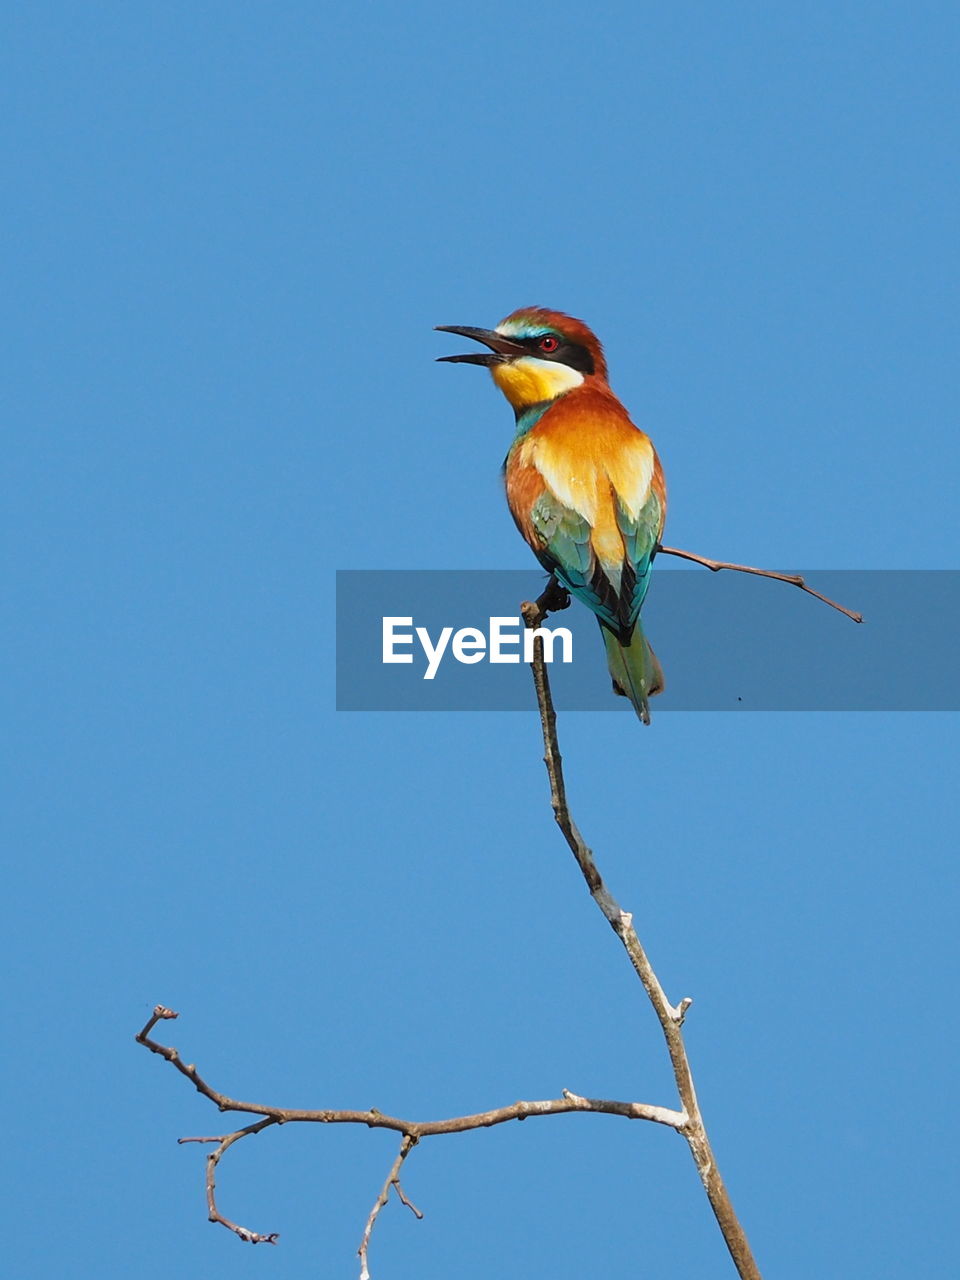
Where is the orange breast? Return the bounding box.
[505,386,664,565]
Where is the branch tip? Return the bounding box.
[394,1179,424,1219]
[674,997,694,1025]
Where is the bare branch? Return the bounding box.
[204,1119,280,1244]
[139,542,801,1272]
[521,591,763,1280]
[136,1006,685,1250]
[358,1135,418,1280]
[657,544,863,623]
[135,1015,685,1138]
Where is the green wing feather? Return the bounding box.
[531,486,663,639]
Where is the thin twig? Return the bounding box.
[657,544,863,623]
[205,1118,280,1244]
[393,1178,424,1220]
[358,1135,418,1280]
[521,588,763,1280]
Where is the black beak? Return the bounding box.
[434,325,529,366]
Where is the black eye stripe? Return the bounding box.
[518,335,595,376]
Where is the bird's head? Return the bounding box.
[436,307,607,411]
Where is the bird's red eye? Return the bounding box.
[538,334,559,353]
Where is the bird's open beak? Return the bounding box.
[434,325,529,366]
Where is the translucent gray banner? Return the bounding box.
[335,570,959,711]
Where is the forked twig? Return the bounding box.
[358,1135,419,1280]
[137,1008,281,1243]
[135,1004,684,1269]
[199,1119,280,1244]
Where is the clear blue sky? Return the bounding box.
[3,4,957,1277]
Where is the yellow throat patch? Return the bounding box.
[491,357,584,409]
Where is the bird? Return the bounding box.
[436,307,666,723]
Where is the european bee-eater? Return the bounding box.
[437,307,666,723]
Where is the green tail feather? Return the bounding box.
[600,622,665,725]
